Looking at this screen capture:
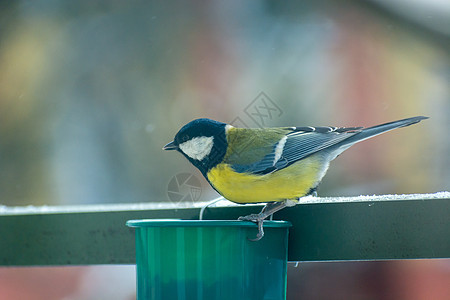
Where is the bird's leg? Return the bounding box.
[238,201,288,241]
[238,201,287,222]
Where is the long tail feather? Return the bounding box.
[341,116,428,146]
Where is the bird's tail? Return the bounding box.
[351,116,428,143]
[329,116,428,158]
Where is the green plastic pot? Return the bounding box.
[126,219,291,300]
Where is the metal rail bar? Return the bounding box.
[0,193,448,266]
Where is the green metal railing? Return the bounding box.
[0,193,449,266]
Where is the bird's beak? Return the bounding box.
[163,140,178,150]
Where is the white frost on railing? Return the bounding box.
[299,191,450,204]
[0,192,448,215]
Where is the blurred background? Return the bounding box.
[0,0,448,299]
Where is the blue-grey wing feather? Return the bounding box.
[230,126,362,175]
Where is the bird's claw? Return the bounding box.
[238,213,266,241]
[238,213,262,221]
[238,201,289,241]
[248,220,264,241]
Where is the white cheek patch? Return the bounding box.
[179,136,214,161]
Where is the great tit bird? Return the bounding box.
[163,116,428,240]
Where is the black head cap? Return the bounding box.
[163,118,228,176]
[174,118,226,145]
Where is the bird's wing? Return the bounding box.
[223,127,287,167]
[227,126,362,175]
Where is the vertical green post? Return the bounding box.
[127,220,291,300]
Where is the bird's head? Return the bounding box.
[163,118,230,175]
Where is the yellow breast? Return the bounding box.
[207,155,324,204]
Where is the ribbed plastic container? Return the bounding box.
[126,219,291,300]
